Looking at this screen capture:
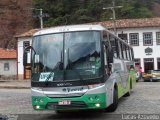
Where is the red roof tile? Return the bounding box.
[15,29,40,38]
[15,18,160,38]
[93,18,160,29]
[0,48,16,59]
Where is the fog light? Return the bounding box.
[36,105,40,109]
[95,103,100,107]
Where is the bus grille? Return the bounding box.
[47,101,87,109]
[46,93,84,98]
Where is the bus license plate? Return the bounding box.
[58,100,71,105]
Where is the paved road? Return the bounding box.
[1,82,160,120]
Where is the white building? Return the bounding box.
[16,29,39,80]
[16,18,160,79]
[0,48,17,80]
[98,18,160,72]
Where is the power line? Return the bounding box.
[103,0,122,35]
[30,8,49,29]
[30,8,43,29]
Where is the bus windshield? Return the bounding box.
[31,31,102,82]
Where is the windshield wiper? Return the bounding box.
[67,48,86,84]
[45,51,63,85]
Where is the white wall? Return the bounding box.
[0,59,16,76]
[17,37,32,76]
[117,27,160,72]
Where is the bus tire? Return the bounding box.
[55,110,63,114]
[105,88,118,112]
[124,88,131,97]
[55,110,60,114]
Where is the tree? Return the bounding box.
[32,0,155,27]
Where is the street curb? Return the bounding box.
[0,86,30,89]
[0,80,30,82]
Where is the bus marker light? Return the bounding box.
[95,103,100,107]
[95,96,100,100]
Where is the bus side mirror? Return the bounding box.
[23,46,31,66]
[107,48,114,63]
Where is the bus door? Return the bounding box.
[111,62,123,82]
[112,59,125,86]
[113,59,128,92]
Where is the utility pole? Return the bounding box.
[103,0,122,35]
[31,8,46,29]
[39,8,43,29]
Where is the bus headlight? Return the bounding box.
[34,98,44,103]
[34,98,39,103]
[95,96,100,100]
[40,99,44,103]
[89,97,94,101]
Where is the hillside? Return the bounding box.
[0,0,33,49]
[1,0,160,49]
[33,0,160,27]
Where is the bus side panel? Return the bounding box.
[122,65,136,95]
[105,73,123,107]
[105,78,114,107]
[129,68,136,88]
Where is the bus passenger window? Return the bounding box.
[118,41,122,59]
[120,42,124,59]
[122,44,126,59]
[109,35,118,58]
[125,45,128,60]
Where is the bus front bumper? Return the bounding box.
[32,93,106,111]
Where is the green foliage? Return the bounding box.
[118,0,154,19]
[32,0,157,27]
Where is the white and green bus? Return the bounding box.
[23,25,136,112]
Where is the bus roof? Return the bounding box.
[33,25,106,36]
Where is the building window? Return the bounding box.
[143,32,153,46]
[129,33,139,46]
[4,63,9,71]
[23,41,30,52]
[118,33,128,43]
[156,32,160,45]
[157,58,160,69]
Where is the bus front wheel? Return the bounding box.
[105,88,118,112]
